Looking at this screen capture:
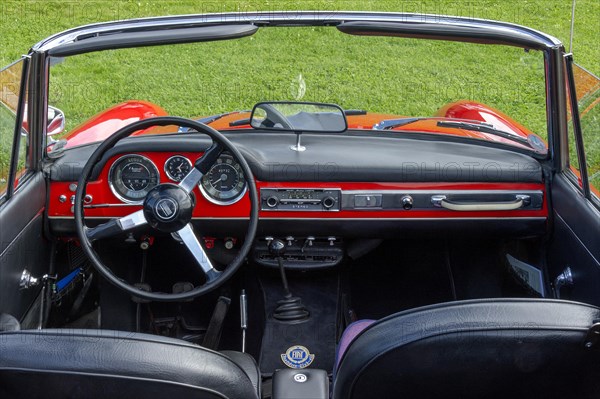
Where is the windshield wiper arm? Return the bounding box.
[177,111,249,132]
[373,117,424,130]
[373,117,546,154]
[436,120,545,152]
[229,118,251,127]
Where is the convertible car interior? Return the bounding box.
[0,11,599,399]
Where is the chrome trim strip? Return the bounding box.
[34,12,562,54]
[343,190,543,195]
[263,188,341,192]
[192,216,547,221]
[83,203,140,208]
[48,216,547,221]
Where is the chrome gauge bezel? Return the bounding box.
[164,154,192,182]
[199,153,247,206]
[108,154,160,204]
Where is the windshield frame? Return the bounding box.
[30,11,566,164]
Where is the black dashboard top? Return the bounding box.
[47,131,543,183]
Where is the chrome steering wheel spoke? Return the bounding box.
[179,167,203,194]
[178,141,224,194]
[85,209,147,242]
[177,223,222,283]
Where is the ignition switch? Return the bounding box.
[224,237,237,250]
[140,236,154,250]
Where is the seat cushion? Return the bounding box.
[333,299,600,399]
[0,329,259,399]
[221,350,261,397]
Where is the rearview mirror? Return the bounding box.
[250,102,347,133]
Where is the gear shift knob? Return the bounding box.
[268,238,286,257]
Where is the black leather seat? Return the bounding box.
[0,329,260,398]
[333,299,600,399]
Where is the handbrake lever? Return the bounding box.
[240,289,248,352]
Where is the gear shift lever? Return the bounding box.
[268,239,310,322]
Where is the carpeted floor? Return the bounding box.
[257,269,339,376]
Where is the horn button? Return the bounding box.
[143,184,194,232]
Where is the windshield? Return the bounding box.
[49,26,548,147]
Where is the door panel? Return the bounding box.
[0,173,50,318]
[1,57,52,320]
[548,173,600,306]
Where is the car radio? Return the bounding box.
[260,188,341,211]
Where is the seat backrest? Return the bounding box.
[333,299,600,399]
[0,329,258,399]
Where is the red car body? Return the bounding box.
[62,99,541,151]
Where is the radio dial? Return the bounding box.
[322,196,336,209]
[266,196,279,208]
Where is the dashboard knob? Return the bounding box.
[266,196,279,208]
[401,195,413,210]
[322,196,336,209]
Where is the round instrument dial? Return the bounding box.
[164,155,192,182]
[200,154,246,205]
[109,154,160,204]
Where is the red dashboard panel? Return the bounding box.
[47,152,548,220]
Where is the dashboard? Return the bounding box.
[46,132,549,238]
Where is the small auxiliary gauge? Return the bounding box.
[164,155,192,182]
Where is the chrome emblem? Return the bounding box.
[281,345,315,369]
[154,198,178,221]
[293,373,307,383]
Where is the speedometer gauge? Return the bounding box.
[109,154,160,204]
[200,154,246,205]
[164,155,192,182]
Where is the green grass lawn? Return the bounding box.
[0,0,599,189]
[0,104,15,192]
[582,105,600,189]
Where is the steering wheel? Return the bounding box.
[74,116,259,302]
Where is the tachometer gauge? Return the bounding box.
[109,154,160,204]
[164,155,192,182]
[200,154,246,205]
